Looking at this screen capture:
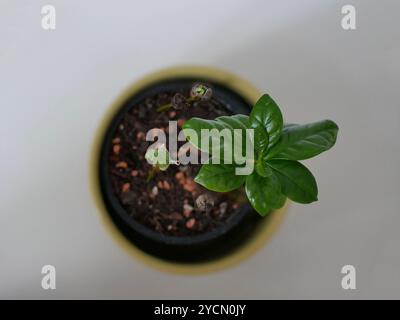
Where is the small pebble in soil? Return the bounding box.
[131,170,139,177]
[116,161,128,169]
[163,181,171,190]
[112,137,121,144]
[183,179,197,193]
[151,186,158,196]
[119,124,124,131]
[168,111,176,118]
[157,180,171,190]
[175,171,185,181]
[219,202,228,215]
[113,144,121,155]
[186,218,196,229]
[122,183,130,193]
[136,131,145,141]
[195,194,215,213]
[183,204,193,217]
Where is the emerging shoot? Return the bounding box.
[156,83,213,112]
[144,144,179,182]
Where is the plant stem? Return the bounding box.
[156,103,172,112]
[156,96,197,112]
[146,166,158,182]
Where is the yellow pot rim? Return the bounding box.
[89,65,289,275]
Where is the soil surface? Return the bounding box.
[107,87,245,236]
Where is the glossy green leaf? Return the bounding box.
[255,152,273,177]
[255,160,267,177]
[267,120,338,160]
[249,94,283,148]
[182,114,254,163]
[252,124,269,155]
[194,164,246,192]
[183,114,249,135]
[245,172,286,216]
[267,160,318,203]
[183,93,339,216]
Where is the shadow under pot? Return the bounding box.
[99,78,262,263]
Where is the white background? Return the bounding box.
[1,0,399,299]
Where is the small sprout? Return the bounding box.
[190,83,213,101]
[145,144,179,182]
[156,82,213,112]
[145,144,171,171]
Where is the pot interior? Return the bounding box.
[99,77,263,262]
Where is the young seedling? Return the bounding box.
[144,144,179,182]
[182,94,339,216]
[156,83,213,112]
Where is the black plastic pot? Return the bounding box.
[99,78,262,263]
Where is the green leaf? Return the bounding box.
[245,172,286,216]
[252,124,269,155]
[183,114,249,134]
[216,114,250,129]
[255,160,267,177]
[182,114,254,163]
[266,160,318,203]
[249,94,283,148]
[267,120,339,160]
[255,152,273,177]
[194,164,246,192]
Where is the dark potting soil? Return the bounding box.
[107,89,246,236]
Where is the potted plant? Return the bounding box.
[92,67,338,267]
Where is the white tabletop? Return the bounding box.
[1,0,399,299]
